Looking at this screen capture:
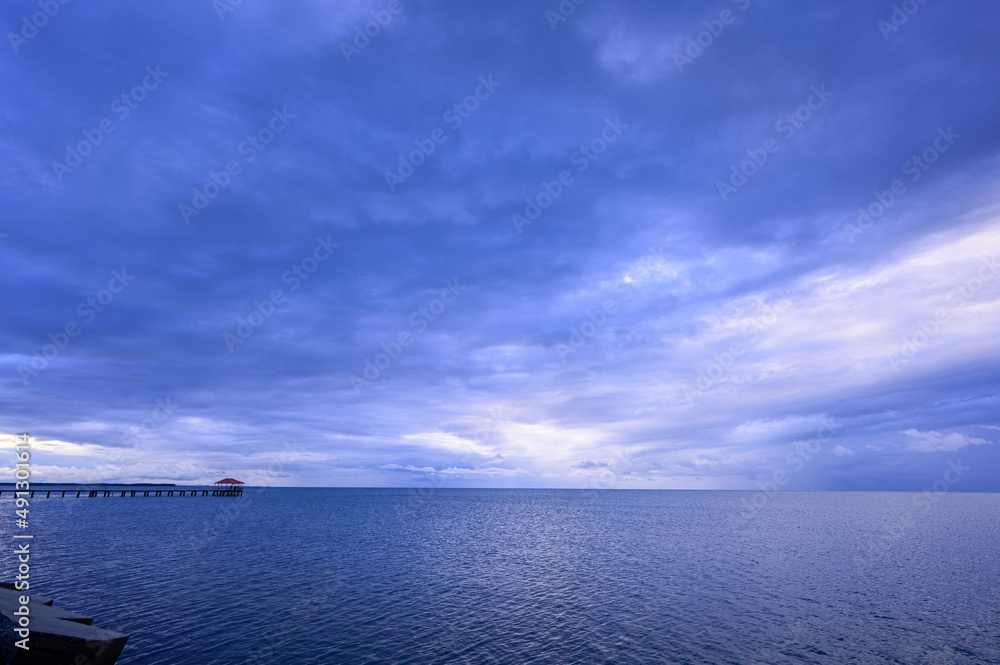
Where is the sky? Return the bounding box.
[2,0,999,490]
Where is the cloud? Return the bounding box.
[378,464,531,478]
[380,464,437,473]
[573,460,612,469]
[900,429,993,453]
[832,445,854,456]
[439,466,531,477]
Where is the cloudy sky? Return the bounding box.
[2,0,999,490]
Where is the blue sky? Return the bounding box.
[2,0,999,490]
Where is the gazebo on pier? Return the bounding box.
[213,478,244,496]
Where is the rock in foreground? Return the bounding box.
[0,585,127,665]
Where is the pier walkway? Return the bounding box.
[0,487,243,498]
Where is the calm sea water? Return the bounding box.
[3,489,998,664]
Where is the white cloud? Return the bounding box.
[729,415,830,444]
[378,464,531,478]
[585,21,685,84]
[901,429,992,453]
[832,445,854,456]
[380,463,436,473]
[439,466,531,477]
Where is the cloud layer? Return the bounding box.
[2,0,999,490]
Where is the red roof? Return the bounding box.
[214,478,244,485]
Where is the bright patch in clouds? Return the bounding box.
[901,429,993,453]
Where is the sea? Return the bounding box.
[3,488,998,664]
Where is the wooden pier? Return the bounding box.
[0,478,245,498]
[0,488,243,498]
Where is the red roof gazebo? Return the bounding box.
[213,478,244,496]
